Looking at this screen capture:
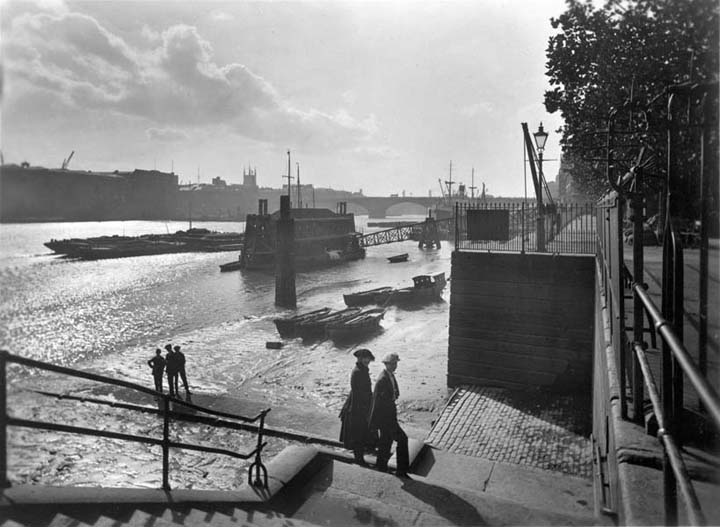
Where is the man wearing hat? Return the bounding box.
[173,345,191,395]
[339,348,375,465]
[370,352,409,477]
[164,344,178,396]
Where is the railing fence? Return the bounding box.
[454,201,596,254]
[0,350,270,490]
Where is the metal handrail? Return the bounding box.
[632,342,705,525]
[0,350,271,490]
[596,193,719,525]
[632,285,720,429]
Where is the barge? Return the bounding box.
[240,203,365,270]
[45,228,244,259]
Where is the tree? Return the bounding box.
[544,0,719,214]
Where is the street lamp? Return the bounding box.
[533,122,549,153]
[533,123,549,251]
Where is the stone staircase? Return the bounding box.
[1,442,599,527]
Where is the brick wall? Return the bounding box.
[448,251,595,392]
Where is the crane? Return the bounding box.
[61,150,75,170]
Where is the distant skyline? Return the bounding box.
[1,0,567,197]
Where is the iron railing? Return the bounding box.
[0,350,271,490]
[453,201,596,254]
[597,194,720,526]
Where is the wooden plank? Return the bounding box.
[449,311,593,339]
[447,359,559,386]
[451,252,595,284]
[448,345,571,372]
[448,336,592,364]
[447,325,593,350]
[450,297,594,325]
[450,279,593,300]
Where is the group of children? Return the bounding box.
[147,344,190,397]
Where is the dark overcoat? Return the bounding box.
[339,361,373,449]
[369,368,397,431]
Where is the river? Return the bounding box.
[0,217,452,490]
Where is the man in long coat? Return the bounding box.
[370,352,409,477]
[164,344,178,396]
[339,348,375,465]
[147,348,166,393]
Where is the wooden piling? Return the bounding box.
[275,195,296,308]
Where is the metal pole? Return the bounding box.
[663,93,678,524]
[698,93,709,381]
[632,167,645,424]
[521,202,525,254]
[287,150,292,204]
[537,150,545,252]
[162,395,170,490]
[0,351,7,489]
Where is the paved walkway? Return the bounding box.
[425,385,593,478]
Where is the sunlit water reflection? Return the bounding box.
[0,217,451,489]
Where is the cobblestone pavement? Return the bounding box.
[426,385,593,478]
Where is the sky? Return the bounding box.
[1,0,568,198]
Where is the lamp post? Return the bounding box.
[533,123,549,251]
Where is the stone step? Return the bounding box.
[413,447,595,518]
[275,457,595,526]
[47,513,95,527]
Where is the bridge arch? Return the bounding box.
[345,196,440,218]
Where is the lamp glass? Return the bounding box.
[533,123,549,151]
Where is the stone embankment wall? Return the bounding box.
[448,251,595,392]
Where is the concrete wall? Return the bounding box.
[448,251,595,392]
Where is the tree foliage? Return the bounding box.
[545,0,719,209]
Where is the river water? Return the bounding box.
[0,217,452,490]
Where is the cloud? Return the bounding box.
[2,9,375,151]
[146,127,189,142]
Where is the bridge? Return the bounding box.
[360,217,452,247]
[345,196,442,218]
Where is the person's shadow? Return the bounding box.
[398,477,487,526]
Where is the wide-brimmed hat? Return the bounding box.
[173,345,181,352]
[164,344,173,351]
[353,348,375,361]
[382,352,400,363]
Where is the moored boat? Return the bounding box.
[387,253,409,263]
[219,257,243,272]
[326,308,385,340]
[45,229,244,259]
[274,308,333,338]
[343,286,394,307]
[294,307,361,339]
[390,272,447,304]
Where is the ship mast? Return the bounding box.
[444,161,454,204]
[284,150,294,206]
[296,162,301,209]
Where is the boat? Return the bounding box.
[294,307,362,339]
[45,228,244,260]
[390,272,447,304]
[274,308,332,338]
[326,308,385,340]
[239,206,365,270]
[219,257,243,272]
[343,286,394,307]
[387,253,409,263]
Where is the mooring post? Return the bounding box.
[0,351,8,489]
[275,195,296,308]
